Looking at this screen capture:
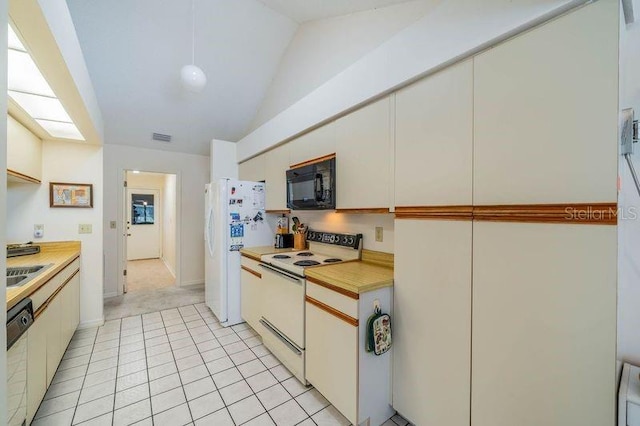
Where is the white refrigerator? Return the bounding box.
[205,179,273,327]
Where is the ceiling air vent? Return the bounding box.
[152,132,172,142]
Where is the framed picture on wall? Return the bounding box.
[50,182,93,208]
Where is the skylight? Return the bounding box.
[7,24,85,141]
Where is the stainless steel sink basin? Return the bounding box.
[6,264,53,289]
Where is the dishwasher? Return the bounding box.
[6,298,33,426]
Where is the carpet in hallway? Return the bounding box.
[104,284,205,320]
[126,258,175,292]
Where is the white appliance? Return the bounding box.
[205,179,273,327]
[258,230,362,383]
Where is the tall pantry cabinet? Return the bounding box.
[393,1,618,426]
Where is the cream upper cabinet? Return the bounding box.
[473,0,618,205]
[238,153,265,182]
[264,144,290,211]
[393,219,471,426]
[395,59,473,207]
[472,222,616,426]
[7,114,42,183]
[335,97,392,210]
[288,123,335,167]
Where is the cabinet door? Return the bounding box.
[306,301,358,424]
[7,114,42,181]
[288,123,335,167]
[473,0,618,205]
[395,59,473,207]
[472,222,616,426]
[240,260,262,331]
[238,154,266,182]
[264,144,290,211]
[335,97,391,210]
[393,219,471,426]
[45,296,63,387]
[26,317,47,424]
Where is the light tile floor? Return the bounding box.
[32,303,411,426]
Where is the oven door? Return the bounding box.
[258,263,305,349]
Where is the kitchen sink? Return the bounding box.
[6,264,53,289]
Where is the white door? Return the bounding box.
[127,189,161,260]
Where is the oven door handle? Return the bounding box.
[260,317,303,355]
[259,263,303,284]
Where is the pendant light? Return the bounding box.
[181,0,207,93]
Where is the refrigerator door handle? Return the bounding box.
[206,207,215,257]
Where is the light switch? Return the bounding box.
[79,224,92,234]
[110,221,117,229]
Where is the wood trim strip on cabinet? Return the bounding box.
[290,153,336,169]
[7,168,41,184]
[241,265,262,279]
[473,203,618,225]
[395,203,617,225]
[335,208,390,214]
[240,252,262,262]
[306,296,359,327]
[395,205,473,220]
[34,269,79,319]
[306,276,359,300]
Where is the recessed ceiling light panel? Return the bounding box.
[9,91,72,122]
[35,119,84,141]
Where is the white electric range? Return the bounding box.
[257,230,362,383]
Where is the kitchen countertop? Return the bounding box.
[6,241,81,310]
[305,259,394,296]
[240,246,298,261]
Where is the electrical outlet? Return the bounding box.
[34,224,44,239]
[110,221,117,229]
[375,226,383,242]
[78,224,93,234]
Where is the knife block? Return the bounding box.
[294,233,306,250]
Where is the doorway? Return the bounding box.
[124,171,177,293]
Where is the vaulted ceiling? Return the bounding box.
[66,0,418,156]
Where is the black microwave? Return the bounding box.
[286,157,335,210]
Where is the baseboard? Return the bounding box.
[161,257,176,278]
[181,279,204,287]
[78,317,105,329]
[103,292,118,299]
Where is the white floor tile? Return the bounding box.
[237,329,257,340]
[116,370,148,392]
[256,384,292,410]
[206,356,234,375]
[145,335,169,348]
[51,365,87,384]
[58,354,91,371]
[113,399,152,426]
[228,395,266,425]
[194,408,234,426]
[143,327,166,339]
[244,336,262,348]
[119,333,144,346]
[151,387,186,415]
[118,349,146,366]
[312,405,350,426]
[93,339,119,352]
[218,334,242,346]
[153,403,192,426]
[119,341,145,355]
[246,371,278,394]
[231,323,250,332]
[219,380,253,406]
[238,359,267,378]
[67,337,95,350]
[297,419,316,426]
[296,388,330,416]
[201,347,226,363]
[84,367,118,388]
[251,344,271,358]
[44,377,84,400]
[147,351,174,368]
[87,356,118,374]
[212,367,243,388]
[213,327,235,338]
[72,395,114,424]
[117,359,147,377]
[150,373,182,396]
[192,331,216,344]
[31,407,75,426]
[145,342,171,356]
[243,412,276,426]
[114,382,150,409]
[166,323,187,334]
[78,379,116,405]
[259,354,281,369]
[148,361,177,381]
[281,377,310,398]
[63,345,93,360]
[90,348,119,363]
[34,391,80,419]
[230,349,258,366]
[188,390,225,420]
[176,353,204,371]
[184,376,216,401]
[179,364,210,385]
[269,365,293,382]
[269,399,308,426]
[173,344,199,360]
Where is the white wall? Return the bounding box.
[292,212,394,253]
[103,144,209,297]
[617,0,640,365]
[0,0,8,416]
[237,0,589,161]
[6,140,104,328]
[163,174,177,275]
[249,0,440,131]
[210,139,238,181]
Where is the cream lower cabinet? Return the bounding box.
[393,219,472,426]
[472,222,616,426]
[240,255,263,332]
[26,264,81,424]
[306,281,393,426]
[335,97,391,210]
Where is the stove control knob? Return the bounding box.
[347,236,355,246]
[329,235,336,243]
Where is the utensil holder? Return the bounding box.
[294,233,306,250]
